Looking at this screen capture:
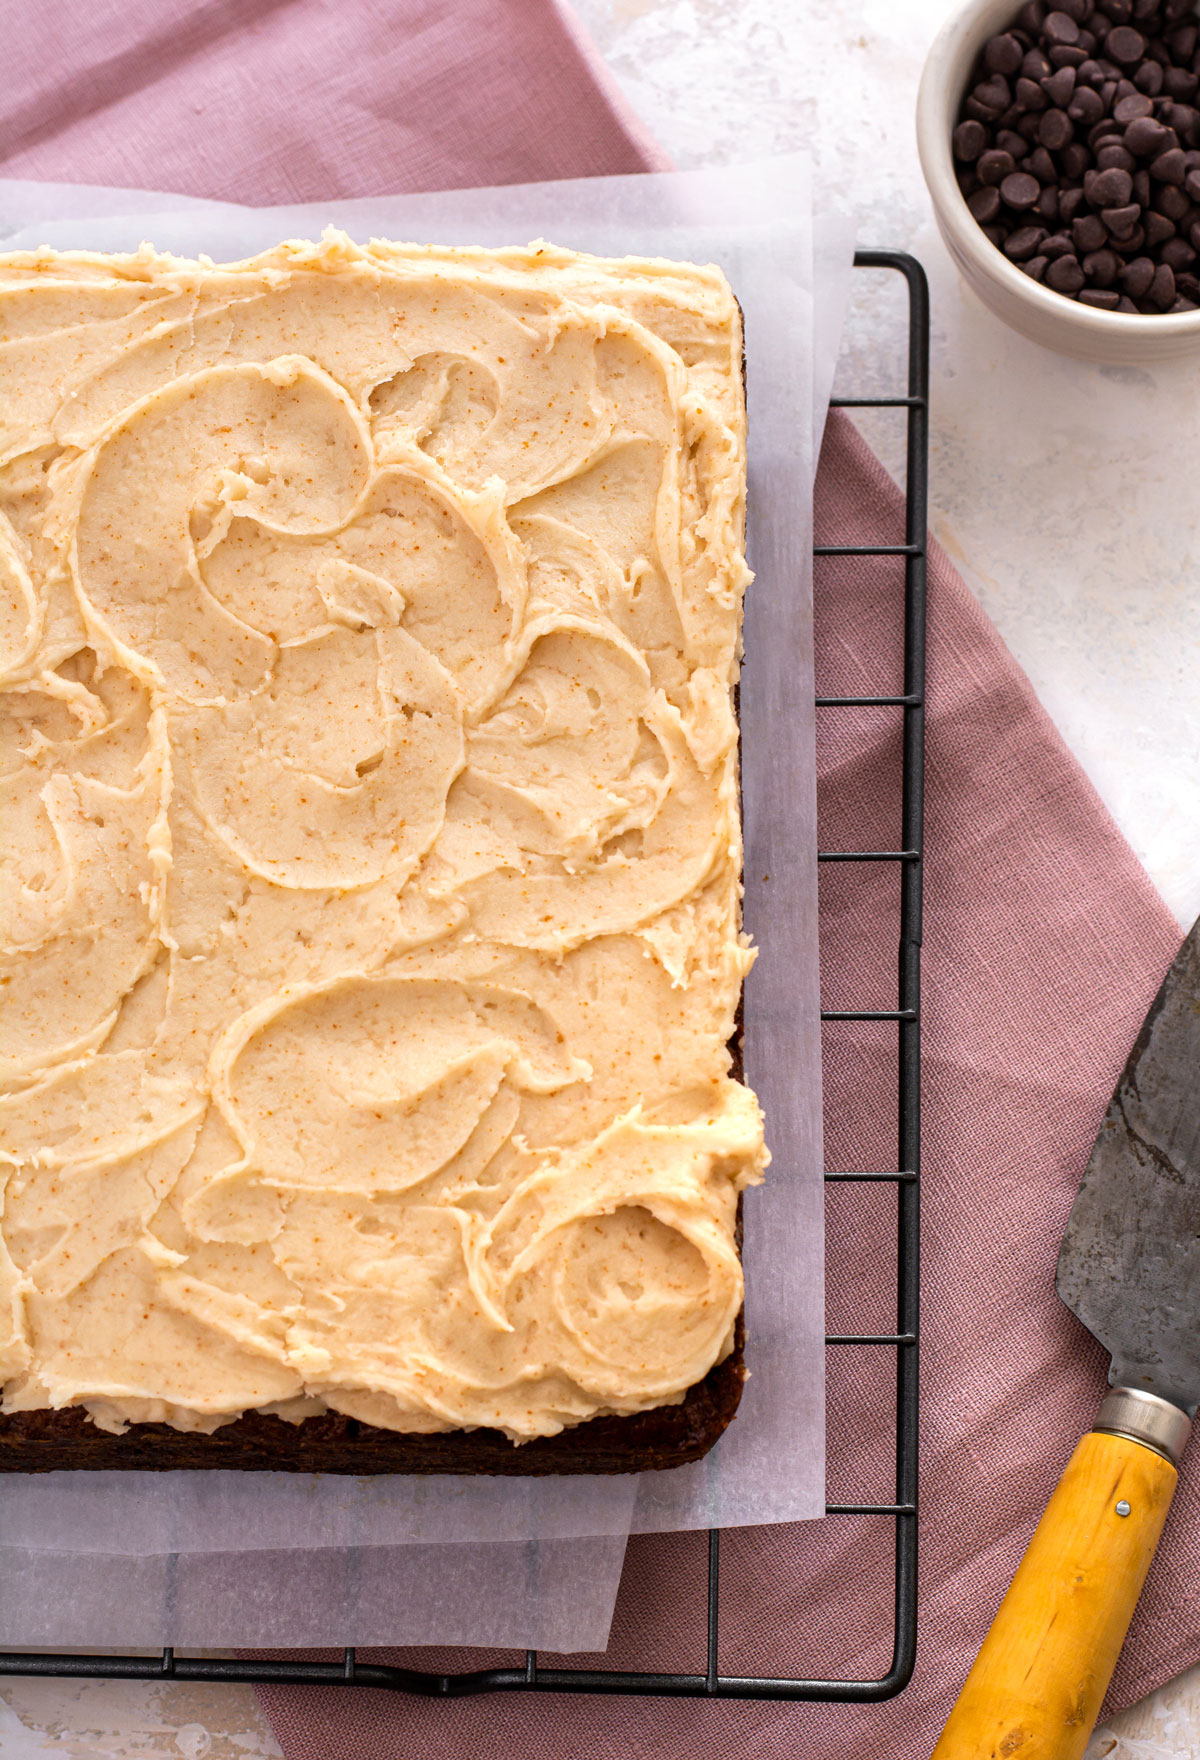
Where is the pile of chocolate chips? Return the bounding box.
[953,0,1200,311]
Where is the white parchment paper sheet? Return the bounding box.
[0,157,851,1645]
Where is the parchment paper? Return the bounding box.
[0,156,852,1646]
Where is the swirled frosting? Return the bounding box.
[0,232,766,1444]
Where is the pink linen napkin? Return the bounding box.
[3,2,1193,1753]
[0,0,668,199]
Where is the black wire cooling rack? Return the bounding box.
[0,248,928,1707]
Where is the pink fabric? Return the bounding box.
[0,0,668,199]
[4,2,1191,1751]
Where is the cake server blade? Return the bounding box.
[1056,910,1200,1409]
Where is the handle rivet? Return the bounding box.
[1115,1500,1131,1517]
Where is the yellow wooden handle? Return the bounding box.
[932,1430,1177,1760]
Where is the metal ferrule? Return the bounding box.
[1094,1386,1192,1467]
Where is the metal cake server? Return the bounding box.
[934,914,1200,1760]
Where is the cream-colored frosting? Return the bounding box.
[0,231,766,1444]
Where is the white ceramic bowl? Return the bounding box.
[916,0,1200,361]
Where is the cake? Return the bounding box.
[0,231,766,1472]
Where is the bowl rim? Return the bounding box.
[915,0,1200,339]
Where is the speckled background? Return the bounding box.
[2,0,1198,1751]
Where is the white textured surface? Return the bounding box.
[0,1673,281,1758]
[2,0,1197,1747]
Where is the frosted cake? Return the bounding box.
[0,232,766,1468]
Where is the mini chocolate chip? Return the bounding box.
[1005,223,1050,258]
[975,75,1014,113]
[1001,170,1043,207]
[1035,183,1062,219]
[1086,164,1135,202]
[1154,180,1191,215]
[1161,101,1198,137]
[1044,65,1079,104]
[998,128,1029,154]
[1097,141,1137,168]
[1046,251,1087,289]
[1040,106,1076,147]
[1133,167,1153,204]
[1167,22,1198,57]
[1060,184,1089,218]
[966,96,999,123]
[1125,115,1171,154]
[979,147,1018,184]
[1101,200,1143,233]
[1018,111,1046,140]
[1135,58,1165,92]
[1149,259,1177,304]
[1069,84,1106,120]
[981,223,1007,246]
[1060,0,1093,19]
[1149,36,1173,67]
[1083,245,1121,280]
[1044,229,1079,255]
[1176,269,1200,294]
[1115,76,1139,99]
[1074,211,1110,249]
[1117,222,1147,249]
[1114,92,1154,120]
[1098,0,1132,19]
[1017,75,1050,109]
[1050,44,1088,66]
[969,185,1004,223]
[1061,144,1093,182]
[1107,24,1146,60]
[953,120,990,161]
[1021,254,1051,278]
[1150,145,1187,180]
[1077,56,1106,82]
[1077,27,1098,52]
[1027,145,1059,180]
[1160,233,1198,266]
[1119,252,1156,293]
[1045,9,1082,43]
[1089,119,1125,151]
[1092,10,1113,35]
[1023,47,1054,78]
[1164,66,1200,100]
[1018,0,1047,28]
[986,32,1026,73]
[1143,207,1178,243]
[1079,286,1123,303]
[1169,105,1199,143]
